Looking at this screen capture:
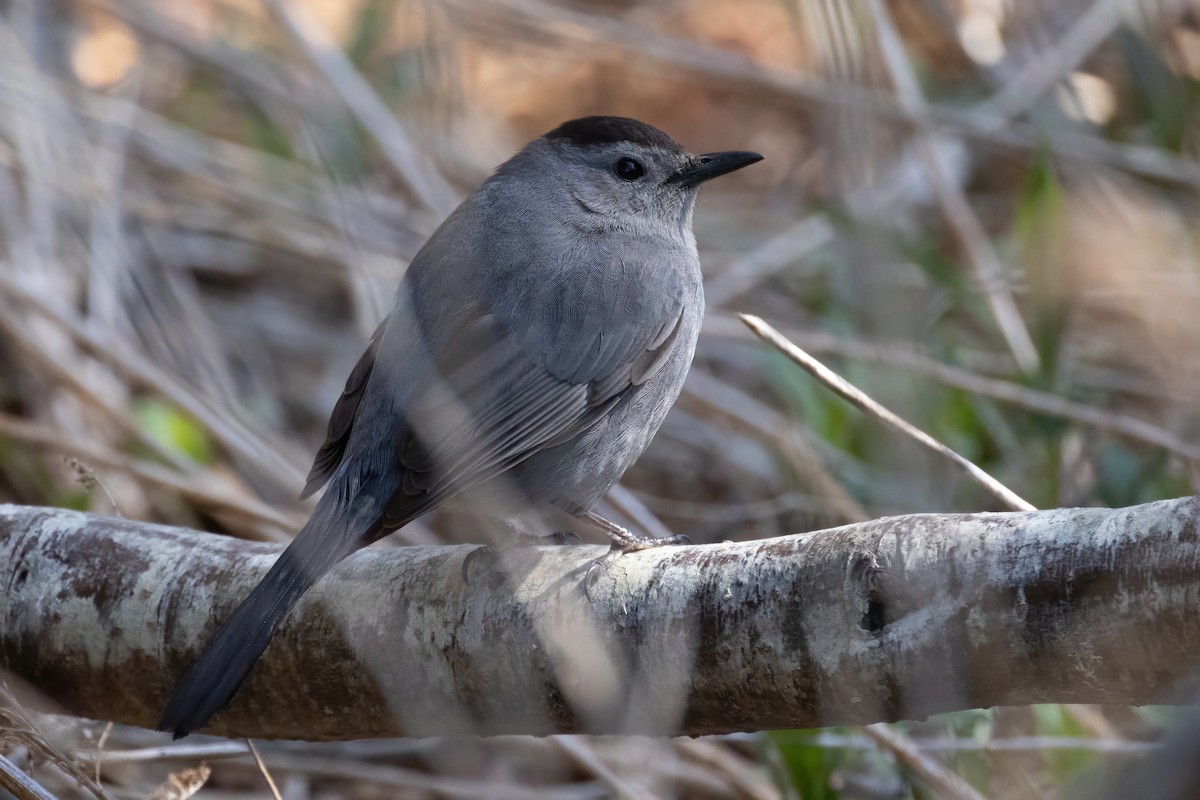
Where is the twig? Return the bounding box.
[66,459,122,517]
[682,370,869,524]
[0,693,115,800]
[98,0,307,111]
[0,68,428,256]
[0,301,197,475]
[0,273,309,495]
[0,754,59,800]
[631,489,846,524]
[606,483,674,539]
[453,0,1200,190]
[1064,705,1121,740]
[0,412,299,541]
[758,732,1158,754]
[863,724,987,800]
[868,0,1039,374]
[739,314,1035,511]
[80,742,251,764]
[704,133,958,309]
[262,0,459,216]
[675,738,781,800]
[245,740,283,800]
[92,722,113,785]
[237,752,605,799]
[553,737,652,800]
[704,215,835,308]
[705,315,1200,465]
[972,0,1177,126]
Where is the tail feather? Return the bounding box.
[158,476,385,738]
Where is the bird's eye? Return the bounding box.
[613,157,645,181]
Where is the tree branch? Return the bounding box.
[0,499,1197,740]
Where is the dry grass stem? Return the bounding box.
[263,0,459,216]
[245,739,283,800]
[868,0,1039,374]
[863,724,987,800]
[739,314,1036,512]
[706,316,1200,464]
[0,754,60,800]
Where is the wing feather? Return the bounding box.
[373,303,682,530]
[307,241,693,534]
[301,319,388,499]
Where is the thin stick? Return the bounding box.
[460,0,1200,189]
[863,724,987,800]
[92,722,113,785]
[245,740,283,800]
[65,459,121,517]
[867,0,1039,374]
[607,483,674,539]
[553,737,652,800]
[80,742,251,765]
[0,692,114,800]
[705,215,834,308]
[972,0,1184,125]
[744,731,1158,754]
[0,273,308,494]
[262,0,458,216]
[0,412,299,541]
[675,739,781,800]
[739,314,1035,512]
[0,755,59,800]
[683,370,869,524]
[705,316,1200,466]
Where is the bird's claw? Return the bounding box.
[582,533,694,600]
[461,545,494,582]
[583,546,623,601]
[658,533,693,548]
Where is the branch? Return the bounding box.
[0,499,1197,740]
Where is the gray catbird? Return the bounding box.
[157,116,762,737]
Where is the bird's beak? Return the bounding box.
[666,150,764,188]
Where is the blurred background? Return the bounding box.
[0,0,1198,797]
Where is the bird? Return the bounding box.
[157,115,763,738]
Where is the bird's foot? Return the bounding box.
[580,512,692,598]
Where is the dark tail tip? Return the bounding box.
[157,552,319,739]
[157,472,376,738]
[157,662,234,739]
[157,690,210,739]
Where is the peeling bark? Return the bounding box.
[0,498,1197,740]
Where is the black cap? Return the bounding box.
[545,116,683,151]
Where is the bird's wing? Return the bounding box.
[301,318,387,499]
[374,296,685,530]
[302,241,692,534]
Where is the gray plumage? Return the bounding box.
[158,116,762,737]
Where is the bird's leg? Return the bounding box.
[581,511,691,593]
[582,511,691,550]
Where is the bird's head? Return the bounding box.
[491,116,763,236]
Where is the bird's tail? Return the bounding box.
[157,474,386,738]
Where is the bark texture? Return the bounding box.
[0,498,1196,740]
